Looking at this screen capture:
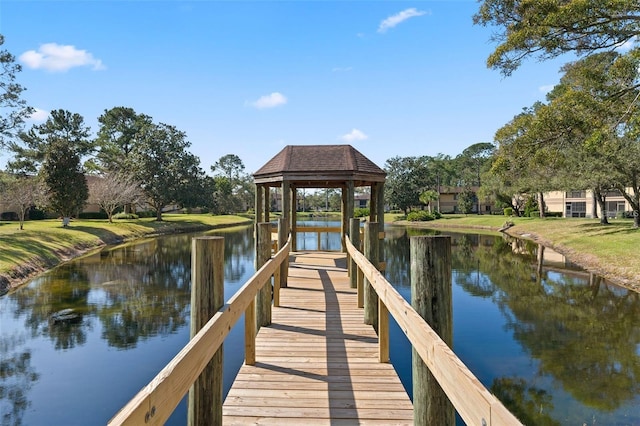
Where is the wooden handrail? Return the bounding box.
[296,226,341,251]
[108,236,291,426]
[345,236,522,426]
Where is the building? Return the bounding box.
[544,190,630,218]
[438,186,497,214]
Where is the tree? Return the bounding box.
[0,174,47,229]
[457,142,495,187]
[419,189,439,213]
[0,34,33,150]
[474,0,640,75]
[384,156,431,214]
[88,173,141,222]
[128,122,204,221]
[95,107,152,172]
[212,154,245,183]
[41,138,88,223]
[9,109,94,174]
[210,154,249,214]
[457,189,476,214]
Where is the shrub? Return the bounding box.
[433,211,442,219]
[136,210,156,218]
[354,208,370,218]
[28,208,46,220]
[546,211,563,218]
[504,207,513,216]
[0,211,18,221]
[406,210,435,221]
[529,210,540,218]
[113,212,139,220]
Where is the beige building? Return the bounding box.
[544,190,630,218]
[438,186,497,214]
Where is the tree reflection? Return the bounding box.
[385,228,640,414]
[214,226,253,283]
[10,265,92,350]
[92,236,192,349]
[491,377,559,426]
[0,334,39,426]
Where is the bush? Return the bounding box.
[546,211,563,218]
[79,211,109,219]
[136,210,156,218]
[354,208,370,218]
[504,207,513,216]
[28,208,46,220]
[0,211,18,221]
[406,210,435,221]
[529,210,540,218]
[113,212,139,220]
[433,211,442,219]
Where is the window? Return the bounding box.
[565,190,586,198]
[566,201,586,217]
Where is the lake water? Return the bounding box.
[1,221,638,425]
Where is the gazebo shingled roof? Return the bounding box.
[253,144,386,253]
[253,144,386,188]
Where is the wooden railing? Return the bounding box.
[345,235,523,426]
[295,225,341,251]
[108,234,291,426]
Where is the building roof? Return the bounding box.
[253,144,386,188]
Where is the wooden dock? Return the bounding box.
[222,251,414,425]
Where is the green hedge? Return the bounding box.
[354,208,370,218]
[113,212,139,220]
[407,210,436,221]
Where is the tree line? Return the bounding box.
[4,1,640,227]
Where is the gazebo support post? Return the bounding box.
[291,186,297,252]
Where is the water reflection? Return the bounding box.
[1,222,639,425]
[385,225,640,424]
[0,225,255,425]
[0,333,38,426]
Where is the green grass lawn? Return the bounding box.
[3,212,638,293]
[396,214,640,291]
[0,214,252,289]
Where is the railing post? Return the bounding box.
[363,222,379,331]
[411,236,454,426]
[378,298,389,363]
[188,236,224,426]
[256,222,272,329]
[278,217,288,289]
[349,218,360,289]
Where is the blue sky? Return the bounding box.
[2,0,570,175]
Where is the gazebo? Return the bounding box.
[253,144,386,252]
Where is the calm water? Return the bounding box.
[1,221,639,425]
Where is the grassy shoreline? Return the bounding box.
[0,214,253,294]
[394,214,640,293]
[3,213,638,295]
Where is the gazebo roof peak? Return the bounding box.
[253,144,385,187]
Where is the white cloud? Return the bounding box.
[340,128,368,142]
[378,8,429,33]
[27,108,49,122]
[19,43,105,72]
[248,92,288,109]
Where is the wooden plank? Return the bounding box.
[223,251,413,425]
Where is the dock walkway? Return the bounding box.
[222,251,413,425]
